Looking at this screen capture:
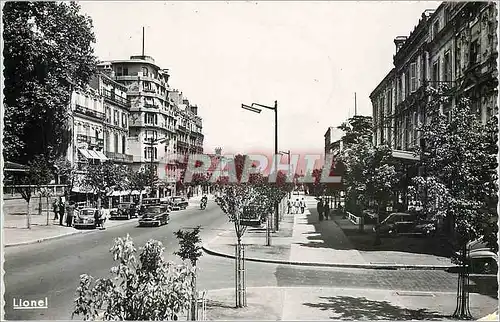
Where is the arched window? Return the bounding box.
[142,67,148,77]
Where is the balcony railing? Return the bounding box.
[77,134,104,147]
[105,151,133,163]
[102,88,130,107]
[177,125,187,133]
[143,88,157,94]
[144,103,159,109]
[75,104,105,120]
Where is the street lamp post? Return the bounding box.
[147,136,169,198]
[279,150,291,198]
[241,100,280,231]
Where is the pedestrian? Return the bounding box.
[99,206,108,230]
[287,200,292,214]
[323,201,330,220]
[317,199,324,221]
[94,209,102,229]
[66,202,75,227]
[300,197,306,214]
[293,198,300,214]
[58,198,65,226]
[52,199,59,220]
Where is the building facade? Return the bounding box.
[324,126,344,160]
[370,1,498,206]
[371,2,498,155]
[68,86,108,170]
[97,55,205,197]
[89,73,133,165]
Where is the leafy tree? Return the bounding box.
[174,226,203,321]
[3,2,97,165]
[83,161,125,208]
[127,167,157,205]
[54,156,79,199]
[15,155,54,229]
[73,234,194,320]
[411,85,498,319]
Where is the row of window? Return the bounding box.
[105,106,128,128]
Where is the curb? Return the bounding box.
[4,219,139,248]
[202,243,457,271]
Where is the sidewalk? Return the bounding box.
[203,195,456,269]
[203,286,497,320]
[3,212,138,247]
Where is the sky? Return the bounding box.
[79,0,440,157]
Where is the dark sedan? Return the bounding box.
[171,196,188,210]
[110,203,138,220]
[374,212,436,237]
[138,205,170,227]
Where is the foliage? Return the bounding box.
[337,116,397,215]
[174,226,203,267]
[16,155,54,203]
[54,156,79,194]
[412,85,498,252]
[83,161,127,200]
[73,235,195,321]
[3,1,97,164]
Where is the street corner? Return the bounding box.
[204,287,285,321]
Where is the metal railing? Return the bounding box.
[102,88,130,107]
[75,104,105,120]
[105,151,133,163]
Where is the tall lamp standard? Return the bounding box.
[279,150,292,198]
[241,101,280,231]
[147,136,169,198]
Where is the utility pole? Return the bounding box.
[274,100,279,232]
[142,26,145,56]
[354,92,357,116]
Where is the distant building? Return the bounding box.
[97,55,205,197]
[370,1,498,206]
[324,126,344,161]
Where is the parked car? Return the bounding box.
[73,208,99,229]
[374,212,436,237]
[170,196,188,210]
[110,203,138,220]
[454,238,498,275]
[138,205,170,227]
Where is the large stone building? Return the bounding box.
[370,2,498,204]
[89,73,133,165]
[68,86,108,170]
[97,55,204,197]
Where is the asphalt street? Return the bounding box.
[4,201,495,320]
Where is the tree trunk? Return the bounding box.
[38,193,43,216]
[190,268,197,320]
[453,241,473,319]
[26,200,31,229]
[46,195,50,226]
[374,203,381,246]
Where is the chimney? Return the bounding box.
[394,36,407,54]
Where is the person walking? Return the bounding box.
[317,199,324,221]
[66,202,75,227]
[293,198,300,214]
[99,206,108,230]
[52,199,59,220]
[287,199,292,214]
[58,198,65,226]
[323,200,330,220]
[300,197,306,214]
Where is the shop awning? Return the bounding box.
[79,149,108,161]
[391,150,420,161]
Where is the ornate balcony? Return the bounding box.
[102,88,130,108]
[105,151,133,163]
[74,104,105,120]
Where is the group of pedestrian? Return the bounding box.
[316,198,331,221]
[287,198,306,214]
[52,197,76,227]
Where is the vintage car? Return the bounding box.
[138,205,170,227]
[170,196,188,210]
[110,203,138,220]
[73,208,99,229]
[374,212,436,237]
